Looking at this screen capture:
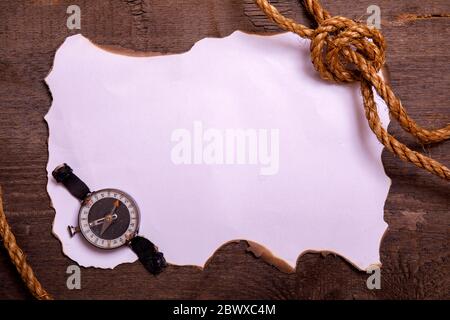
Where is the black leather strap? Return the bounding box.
[130,236,167,275]
[52,164,91,201]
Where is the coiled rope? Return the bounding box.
[255,0,450,180]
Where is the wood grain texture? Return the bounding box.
[0,0,449,299]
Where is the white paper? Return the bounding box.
[45,31,391,270]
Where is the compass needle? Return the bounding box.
[99,214,112,236]
[99,199,121,235]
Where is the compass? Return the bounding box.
[71,189,140,249]
[52,163,166,274]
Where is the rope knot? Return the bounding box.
[310,16,386,83]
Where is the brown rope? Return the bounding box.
[255,0,450,180]
[0,187,53,300]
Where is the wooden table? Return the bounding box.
[0,0,448,299]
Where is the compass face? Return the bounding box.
[78,189,140,249]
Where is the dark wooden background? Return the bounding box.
[0,0,449,299]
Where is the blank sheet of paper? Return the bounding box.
[46,31,391,270]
